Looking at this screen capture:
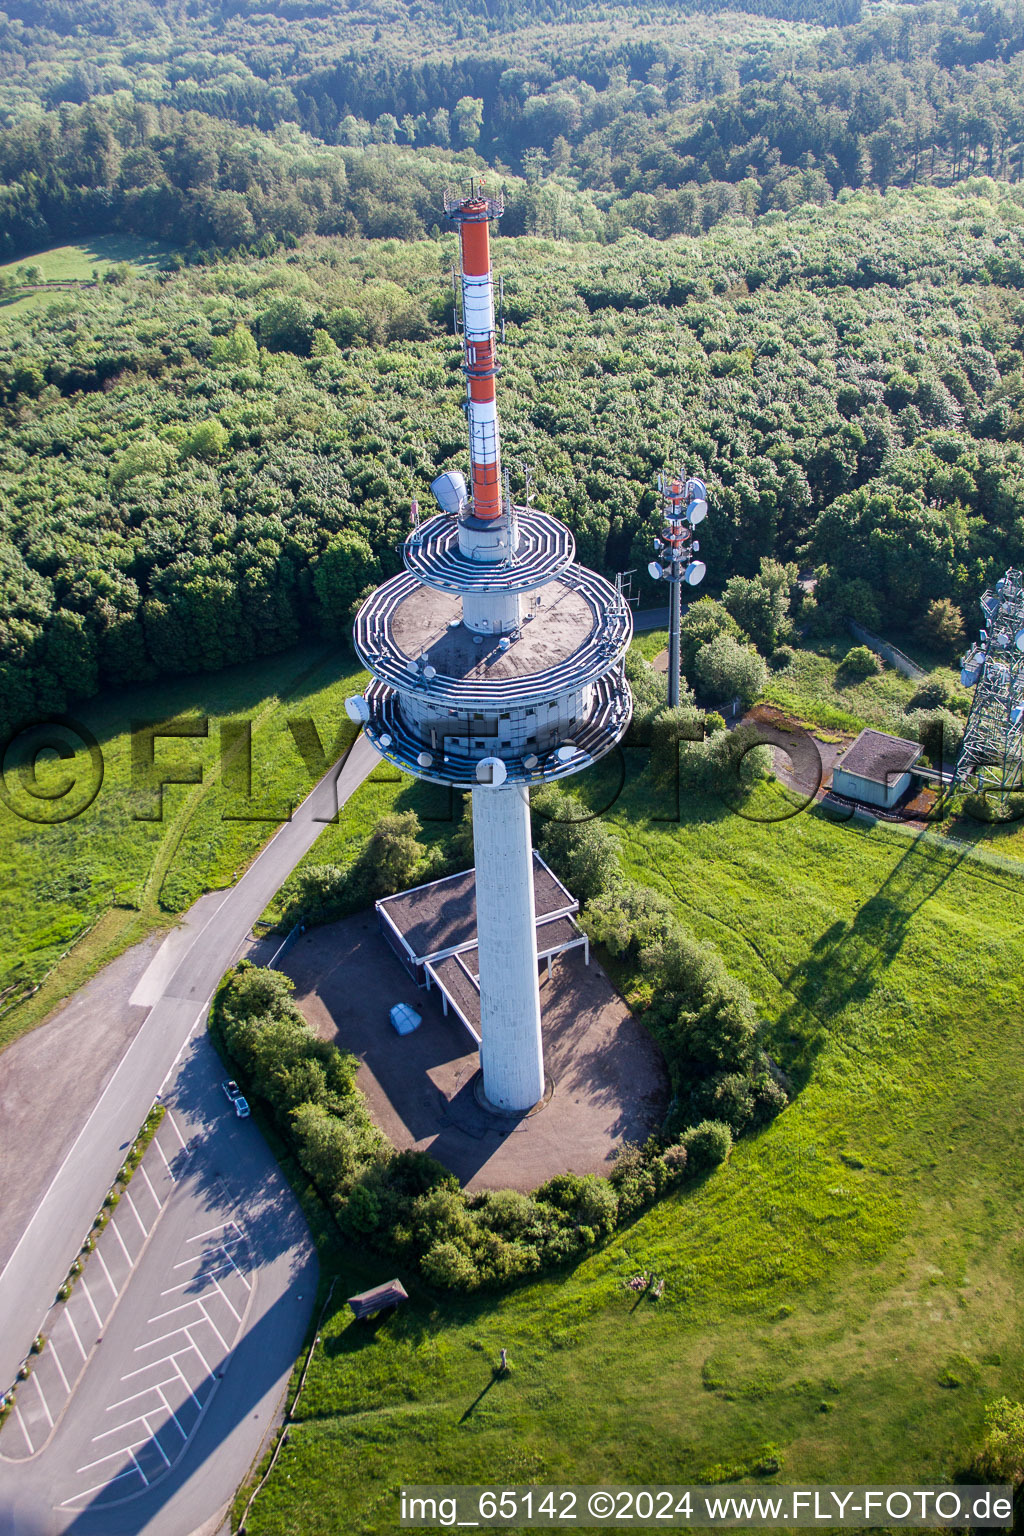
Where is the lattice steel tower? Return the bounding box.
[954,568,1024,796]
[346,190,633,1111]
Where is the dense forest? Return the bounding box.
[2,179,1023,735]
[2,0,1024,255]
[1,0,1024,734]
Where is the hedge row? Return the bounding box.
[213,964,733,1294]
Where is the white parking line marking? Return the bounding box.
[208,1271,242,1323]
[148,1298,202,1325]
[160,1259,233,1297]
[63,1464,141,1504]
[170,1355,202,1410]
[14,1403,33,1455]
[77,1442,142,1475]
[93,1414,148,1443]
[134,1326,190,1353]
[107,1382,175,1414]
[152,1137,176,1180]
[188,1222,230,1244]
[129,1446,150,1487]
[219,1244,252,1291]
[157,1385,188,1441]
[164,1110,187,1151]
[94,1245,119,1298]
[30,1372,54,1430]
[139,1164,161,1207]
[184,1328,211,1374]
[49,1339,71,1394]
[124,1190,148,1240]
[196,1299,229,1351]
[143,1418,171,1467]
[121,1353,180,1382]
[110,1219,134,1267]
[63,1306,88,1361]
[78,1276,103,1330]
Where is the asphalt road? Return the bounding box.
[0,732,377,1530]
[0,1029,317,1536]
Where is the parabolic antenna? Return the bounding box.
[476,756,507,786]
[683,560,707,586]
[345,695,370,724]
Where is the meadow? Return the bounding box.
[0,644,367,1049]
[0,237,173,317]
[237,736,1024,1534]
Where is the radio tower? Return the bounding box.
[647,472,708,708]
[953,568,1024,797]
[345,188,633,1112]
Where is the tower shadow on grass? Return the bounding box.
[776,829,970,1081]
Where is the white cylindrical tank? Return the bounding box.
[472,782,545,1111]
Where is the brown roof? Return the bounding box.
[347,1280,408,1318]
[835,728,921,785]
[378,852,575,963]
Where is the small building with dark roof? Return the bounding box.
[376,853,588,1043]
[831,728,922,809]
[347,1280,408,1320]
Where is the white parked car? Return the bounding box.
[234,1096,251,1119]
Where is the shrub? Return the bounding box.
[910,707,964,765]
[663,1143,689,1178]
[918,597,965,652]
[624,644,668,719]
[690,1071,757,1135]
[721,558,798,655]
[678,597,743,675]
[750,1071,790,1126]
[344,1182,384,1234]
[694,633,768,707]
[421,1239,480,1292]
[533,790,620,903]
[680,1119,733,1173]
[837,644,880,680]
[583,882,674,961]
[970,1398,1024,1484]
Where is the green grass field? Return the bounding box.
[0,644,367,1050]
[236,736,1024,1534]
[0,235,172,284]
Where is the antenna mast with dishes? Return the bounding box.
[647,473,709,708]
[953,568,1024,798]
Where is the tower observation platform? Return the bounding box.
[346,189,633,1111]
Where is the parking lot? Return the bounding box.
[62,1217,251,1509]
[6,1108,189,1462]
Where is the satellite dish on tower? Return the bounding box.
[476,756,507,786]
[686,499,707,526]
[430,470,468,515]
[345,695,370,724]
[683,560,707,586]
[647,560,662,581]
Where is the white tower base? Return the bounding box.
[472,783,545,1111]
